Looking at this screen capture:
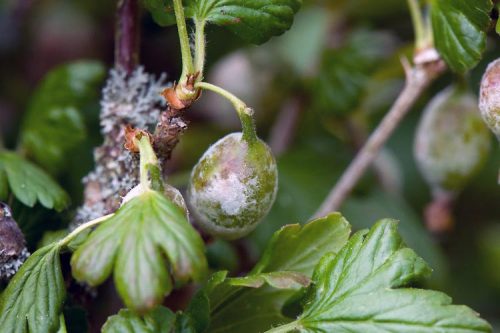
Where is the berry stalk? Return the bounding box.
[195,82,258,144]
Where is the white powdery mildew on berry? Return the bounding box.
[0,248,29,280]
[203,173,256,216]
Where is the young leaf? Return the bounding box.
[102,307,175,333]
[144,0,302,44]
[20,61,105,172]
[431,0,493,73]
[206,214,350,333]
[0,152,69,211]
[0,244,66,333]
[71,190,207,313]
[229,271,310,289]
[272,220,492,332]
[252,213,351,275]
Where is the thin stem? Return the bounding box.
[313,59,446,219]
[407,0,426,50]
[136,136,159,189]
[264,321,301,333]
[173,0,194,82]
[195,82,258,144]
[268,96,302,156]
[59,214,114,247]
[194,18,207,77]
[115,0,140,74]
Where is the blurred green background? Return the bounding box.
[0,0,499,331]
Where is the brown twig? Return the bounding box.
[313,56,446,219]
[268,96,302,156]
[115,0,140,74]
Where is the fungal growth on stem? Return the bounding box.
[0,203,29,281]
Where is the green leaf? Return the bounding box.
[229,271,310,289]
[144,0,302,44]
[20,61,105,172]
[253,213,350,275]
[142,0,179,27]
[276,220,492,332]
[342,190,449,287]
[206,214,350,333]
[0,152,69,211]
[0,244,66,333]
[102,307,175,333]
[71,190,207,313]
[314,29,395,116]
[0,167,7,200]
[431,0,493,73]
[497,3,500,35]
[180,272,227,333]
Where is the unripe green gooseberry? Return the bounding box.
[122,183,189,217]
[188,133,278,240]
[414,86,491,194]
[479,58,500,139]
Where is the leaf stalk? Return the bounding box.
[59,214,114,247]
[173,0,195,84]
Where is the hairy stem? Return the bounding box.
[313,58,446,219]
[195,82,257,144]
[194,18,207,77]
[407,0,426,50]
[115,0,140,74]
[136,136,159,190]
[173,0,194,83]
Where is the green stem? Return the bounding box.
[406,0,426,50]
[264,321,301,333]
[58,214,114,247]
[195,82,258,144]
[194,18,207,77]
[136,136,159,190]
[173,0,194,83]
[424,4,434,47]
